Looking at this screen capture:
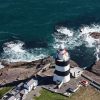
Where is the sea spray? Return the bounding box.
[53,24,100,62]
[1,40,48,62]
[1,24,100,63]
[53,25,100,48]
[52,27,83,49]
[79,24,100,47]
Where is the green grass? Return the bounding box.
[0,86,12,99]
[34,86,100,100]
[34,88,67,100]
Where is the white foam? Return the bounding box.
[53,27,83,49]
[1,24,100,62]
[53,24,100,61]
[80,24,100,34]
[3,41,25,53]
[56,27,73,37]
[79,24,100,47]
[53,24,100,48]
[1,41,48,62]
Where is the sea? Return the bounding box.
[0,0,100,67]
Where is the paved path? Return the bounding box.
[82,70,100,84]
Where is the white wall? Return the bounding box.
[55,64,70,72]
[53,74,70,83]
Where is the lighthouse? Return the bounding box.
[53,45,70,83]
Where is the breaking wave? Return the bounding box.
[1,24,100,63]
[1,40,48,62]
[53,24,100,61]
[52,27,82,49]
[53,24,100,49]
[80,24,100,47]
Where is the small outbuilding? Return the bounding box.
[24,78,38,92]
[70,67,83,78]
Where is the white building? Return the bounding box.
[24,78,38,92]
[70,67,83,78]
[53,45,70,83]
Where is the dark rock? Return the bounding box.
[0,73,2,76]
[1,56,53,68]
[90,32,100,39]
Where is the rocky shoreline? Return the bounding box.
[0,56,52,86]
[0,56,80,86]
[0,55,100,87]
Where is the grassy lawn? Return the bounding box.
[70,86,100,100]
[34,86,100,100]
[34,88,67,100]
[0,86,12,99]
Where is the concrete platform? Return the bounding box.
[42,76,86,96]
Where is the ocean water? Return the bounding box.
[0,0,100,67]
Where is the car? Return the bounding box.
[80,80,89,86]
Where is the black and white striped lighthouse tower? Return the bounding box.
[53,45,70,83]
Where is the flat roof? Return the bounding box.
[70,67,83,73]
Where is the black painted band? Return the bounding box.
[55,59,70,66]
[54,69,70,76]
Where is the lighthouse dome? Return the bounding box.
[56,45,70,61]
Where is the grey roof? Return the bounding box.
[17,82,24,88]
[70,67,83,73]
[20,89,28,94]
[25,78,38,86]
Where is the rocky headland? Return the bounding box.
[0,56,79,86]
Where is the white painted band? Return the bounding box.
[55,64,70,72]
[53,74,70,83]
